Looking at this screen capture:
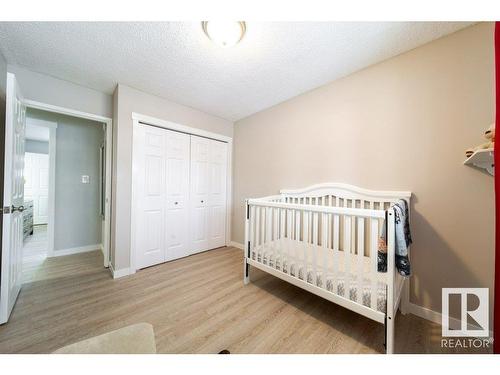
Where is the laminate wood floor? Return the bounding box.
[22,224,48,283]
[0,247,491,354]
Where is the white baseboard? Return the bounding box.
[409,302,474,330]
[109,262,131,279]
[50,243,102,257]
[408,302,492,335]
[229,241,244,250]
[408,302,442,325]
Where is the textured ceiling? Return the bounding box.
[0,22,474,121]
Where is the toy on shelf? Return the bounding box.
[465,123,494,158]
[464,123,495,176]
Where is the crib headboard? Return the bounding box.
[280,182,411,211]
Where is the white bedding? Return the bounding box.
[251,243,387,313]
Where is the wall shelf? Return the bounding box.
[464,148,494,176]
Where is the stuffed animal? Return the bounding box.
[485,123,495,143]
[465,123,495,158]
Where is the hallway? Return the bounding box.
[22,224,48,283]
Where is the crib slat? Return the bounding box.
[250,206,255,256]
[342,198,351,300]
[312,212,318,285]
[273,207,278,268]
[303,211,309,281]
[333,197,340,293]
[321,213,328,289]
[268,207,273,265]
[261,207,265,261]
[295,209,301,278]
[286,209,292,273]
[279,208,285,271]
[255,206,260,261]
[357,217,365,304]
[259,207,266,262]
[261,206,265,261]
[327,196,333,288]
[370,217,379,310]
[344,214,352,300]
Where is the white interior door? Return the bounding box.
[208,140,227,249]
[24,152,49,225]
[189,136,210,254]
[1,73,26,324]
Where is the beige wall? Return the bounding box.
[111,84,233,271]
[232,23,495,321]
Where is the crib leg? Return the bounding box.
[385,315,395,354]
[244,200,250,285]
[243,259,250,285]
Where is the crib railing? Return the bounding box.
[244,196,397,326]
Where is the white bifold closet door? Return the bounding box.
[190,136,227,254]
[135,124,190,269]
[134,125,227,270]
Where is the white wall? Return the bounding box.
[25,139,49,154]
[7,65,112,118]
[111,84,234,271]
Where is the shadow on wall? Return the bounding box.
[409,195,493,326]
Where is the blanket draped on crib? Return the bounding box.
[377,199,412,276]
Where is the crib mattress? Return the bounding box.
[251,247,387,313]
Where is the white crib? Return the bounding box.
[243,183,411,354]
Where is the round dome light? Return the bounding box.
[202,21,246,48]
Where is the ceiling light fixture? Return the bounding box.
[202,21,246,48]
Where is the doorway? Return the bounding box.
[20,105,111,283]
[21,118,53,282]
[2,73,116,324]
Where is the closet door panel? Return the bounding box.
[190,136,210,253]
[135,125,166,269]
[208,140,227,249]
[164,131,190,261]
[144,210,162,256]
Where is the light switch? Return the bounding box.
[81,175,90,184]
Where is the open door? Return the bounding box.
[1,73,26,324]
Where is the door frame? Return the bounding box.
[24,99,113,268]
[130,112,233,273]
[24,117,57,256]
